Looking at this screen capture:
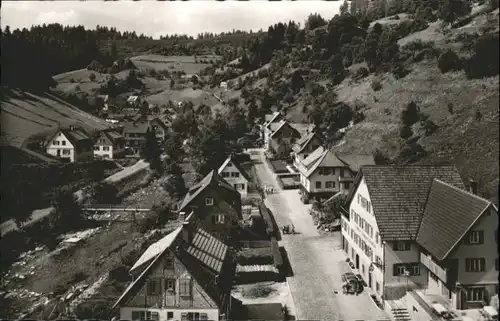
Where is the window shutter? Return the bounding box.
[393,264,399,276]
[479,231,484,244]
[481,258,486,272]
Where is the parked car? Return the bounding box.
[341,272,363,294]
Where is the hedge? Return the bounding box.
[258,201,276,237]
[270,237,283,268]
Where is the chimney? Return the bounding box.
[469,179,478,195]
[182,221,192,244]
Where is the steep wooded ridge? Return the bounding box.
[1,0,499,197]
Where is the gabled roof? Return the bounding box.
[218,156,251,182]
[130,227,183,274]
[113,222,234,310]
[416,179,493,261]
[47,126,91,147]
[127,95,139,103]
[298,148,374,178]
[292,131,323,154]
[263,112,282,129]
[178,170,239,212]
[348,165,465,241]
[269,120,301,139]
[100,130,124,144]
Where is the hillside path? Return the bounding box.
[1,159,149,236]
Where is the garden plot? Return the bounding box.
[130,55,220,75]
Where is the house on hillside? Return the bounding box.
[297,147,375,203]
[93,130,125,159]
[127,95,141,108]
[122,121,151,155]
[98,95,109,111]
[341,165,499,310]
[178,170,242,241]
[292,130,324,169]
[149,117,169,142]
[261,112,285,148]
[267,120,301,159]
[218,156,251,199]
[113,220,238,321]
[45,126,93,163]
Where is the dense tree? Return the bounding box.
[91,182,119,205]
[340,0,350,15]
[305,13,327,30]
[141,128,163,174]
[401,101,420,126]
[50,187,83,230]
[162,160,187,198]
[439,0,472,24]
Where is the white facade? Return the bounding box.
[120,307,220,321]
[94,144,116,159]
[342,176,385,300]
[46,132,76,162]
[218,161,248,198]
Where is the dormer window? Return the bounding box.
[205,198,214,206]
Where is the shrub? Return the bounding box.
[438,50,462,73]
[447,103,454,114]
[401,101,420,126]
[400,125,413,139]
[371,79,383,91]
[89,73,96,82]
[423,119,439,135]
[270,237,283,267]
[373,149,391,165]
[70,78,76,83]
[354,67,370,79]
[392,63,411,79]
[464,33,499,79]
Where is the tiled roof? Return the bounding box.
[356,165,465,241]
[301,146,325,168]
[269,120,300,139]
[264,112,281,129]
[416,179,492,261]
[113,222,234,310]
[103,130,124,143]
[336,154,375,172]
[47,126,92,147]
[186,228,228,272]
[218,156,251,182]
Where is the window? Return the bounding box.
[103,146,110,151]
[375,255,382,266]
[231,172,240,177]
[340,168,344,177]
[132,311,159,320]
[165,279,176,292]
[344,182,350,190]
[375,232,379,244]
[179,279,191,297]
[221,172,229,178]
[167,312,174,320]
[466,287,485,302]
[147,280,161,295]
[410,263,421,276]
[62,141,66,146]
[467,231,484,244]
[465,258,485,272]
[205,198,214,206]
[181,312,208,321]
[376,282,380,292]
[216,214,225,224]
[62,149,70,155]
[326,181,335,188]
[316,181,322,189]
[53,140,60,145]
[393,264,406,276]
[164,257,174,269]
[94,146,100,151]
[394,241,411,251]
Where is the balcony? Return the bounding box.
[420,252,447,283]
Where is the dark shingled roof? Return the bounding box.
[416,179,493,261]
[351,165,465,241]
[218,155,251,182]
[178,170,239,213]
[113,221,235,311]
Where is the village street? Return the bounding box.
[250,149,390,321]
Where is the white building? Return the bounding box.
[93,130,125,159]
[218,155,251,198]
[341,165,498,310]
[45,126,93,163]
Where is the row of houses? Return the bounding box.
[261,111,499,312]
[45,117,168,162]
[113,156,254,320]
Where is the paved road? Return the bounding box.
[0,159,149,236]
[251,150,390,321]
